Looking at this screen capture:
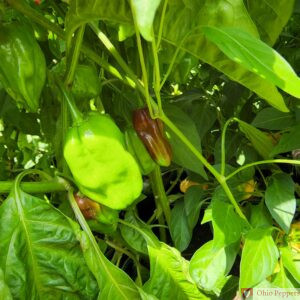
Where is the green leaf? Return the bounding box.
[159,0,287,112]
[0,175,98,299]
[238,119,275,159]
[202,26,300,103]
[270,124,300,156]
[164,104,207,179]
[265,173,296,233]
[280,246,300,284]
[247,0,295,45]
[211,191,248,248]
[120,210,148,255]
[272,266,295,289]
[184,186,205,230]
[0,268,12,300]
[252,107,295,130]
[66,0,131,37]
[189,241,238,294]
[250,201,273,228]
[70,222,141,300]
[240,227,279,289]
[131,0,162,41]
[170,200,191,252]
[201,207,212,225]
[144,242,209,300]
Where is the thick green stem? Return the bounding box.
[57,81,83,124]
[90,22,141,90]
[130,0,153,116]
[157,0,169,49]
[226,159,300,181]
[0,180,65,194]
[65,25,86,86]
[151,33,163,114]
[221,117,235,176]
[149,166,171,227]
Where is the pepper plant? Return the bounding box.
[0,0,300,299]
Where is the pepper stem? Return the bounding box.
[56,80,83,124]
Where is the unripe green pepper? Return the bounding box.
[0,22,46,112]
[133,108,172,167]
[51,59,100,101]
[60,85,143,210]
[125,128,156,175]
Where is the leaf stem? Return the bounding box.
[56,81,83,124]
[64,25,86,86]
[149,166,171,227]
[130,0,153,116]
[221,117,236,176]
[151,33,163,114]
[161,114,250,225]
[157,0,169,49]
[226,159,300,181]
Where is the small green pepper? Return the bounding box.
[0,21,46,112]
[51,59,100,102]
[60,85,143,210]
[125,128,156,175]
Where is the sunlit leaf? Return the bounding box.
[202,26,300,102]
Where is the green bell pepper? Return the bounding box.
[0,21,46,112]
[60,84,143,210]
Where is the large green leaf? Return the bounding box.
[143,242,209,300]
[159,0,287,112]
[265,173,296,233]
[240,227,279,289]
[164,104,207,179]
[66,0,131,36]
[202,26,300,102]
[0,174,98,299]
[247,0,295,45]
[189,241,238,294]
[131,0,162,41]
[252,107,295,130]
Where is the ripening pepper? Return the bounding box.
[0,22,46,112]
[125,128,156,175]
[74,193,119,224]
[60,85,143,210]
[133,108,172,167]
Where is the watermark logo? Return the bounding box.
[241,288,253,299]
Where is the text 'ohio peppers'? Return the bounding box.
[133,108,172,167]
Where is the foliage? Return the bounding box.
[0,0,299,299]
